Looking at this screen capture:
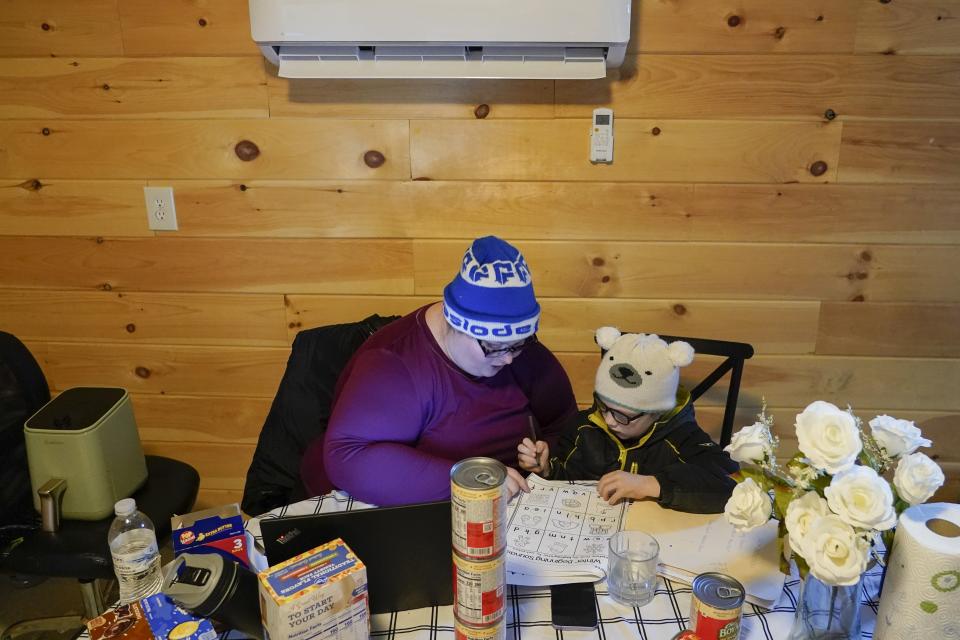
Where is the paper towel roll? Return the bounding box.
[874,502,960,638]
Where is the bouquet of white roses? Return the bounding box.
[722,400,945,587]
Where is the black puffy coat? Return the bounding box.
[548,390,738,513]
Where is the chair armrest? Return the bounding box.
[38,478,67,532]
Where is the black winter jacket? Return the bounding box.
[547,390,738,513]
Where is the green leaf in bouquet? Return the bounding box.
[777,519,791,576]
[736,467,770,491]
[881,528,896,563]
[794,553,810,580]
[778,538,791,576]
[773,483,794,521]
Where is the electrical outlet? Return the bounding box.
[144,186,178,231]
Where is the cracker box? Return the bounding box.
[172,503,249,568]
[86,594,217,640]
[258,538,369,640]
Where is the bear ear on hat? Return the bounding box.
[595,326,622,351]
[666,340,695,368]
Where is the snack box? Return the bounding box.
[86,593,216,640]
[258,538,369,640]
[172,503,249,568]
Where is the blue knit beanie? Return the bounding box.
[442,236,540,342]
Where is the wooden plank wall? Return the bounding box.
[1,0,958,509]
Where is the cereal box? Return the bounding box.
[86,594,216,640]
[258,538,369,640]
[172,503,249,568]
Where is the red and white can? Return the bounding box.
[689,572,744,640]
[451,457,507,560]
[454,617,506,640]
[452,552,505,627]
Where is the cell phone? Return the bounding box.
[551,582,598,631]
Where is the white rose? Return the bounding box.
[785,491,830,557]
[868,415,931,458]
[724,422,774,463]
[723,478,772,532]
[803,514,870,587]
[824,466,897,531]
[894,452,945,505]
[795,401,862,474]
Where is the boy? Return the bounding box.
[518,327,738,513]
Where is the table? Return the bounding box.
[245,492,885,640]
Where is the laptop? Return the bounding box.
[259,501,454,614]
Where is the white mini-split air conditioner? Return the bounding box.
[249,0,631,79]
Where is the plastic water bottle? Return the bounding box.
[108,498,163,603]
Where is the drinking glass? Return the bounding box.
[607,531,659,607]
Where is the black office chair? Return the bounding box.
[0,331,200,630]
[241,314,398,516]
[656,334,754,448]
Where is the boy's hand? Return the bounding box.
[517,437,550,476]
[505,467,531,498]
[597,472,661,505]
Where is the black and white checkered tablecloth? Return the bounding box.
[243,492,885,640]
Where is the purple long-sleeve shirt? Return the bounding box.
[300,305,577,506]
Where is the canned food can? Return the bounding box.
[451,457,507,559]
[452,552,506,627]
[454,617,506,640]
[671,632,701,640]
[689,572,745,640]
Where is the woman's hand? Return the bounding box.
[517,438,550,476]
[597,471,660,505]
[504,466,531,498]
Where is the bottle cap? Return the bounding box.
[115,498,137,516]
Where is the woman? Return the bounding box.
[299,236,577,506]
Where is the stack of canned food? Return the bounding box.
[450,458,509,640]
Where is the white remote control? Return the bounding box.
[590,108,614,164]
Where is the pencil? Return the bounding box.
[528,415,541,443]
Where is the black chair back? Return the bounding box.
[656,334,754,448]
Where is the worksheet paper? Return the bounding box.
[505,475,626,586]
[625,500,785,608]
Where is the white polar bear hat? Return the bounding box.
[594,327,695,414]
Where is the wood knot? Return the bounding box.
[363,150,386,168]
[41,22,52,31]
[412,176,432,181]
[592,257,605,267]
[20,178,43,191]
[824,108,837,120]
[134,366,151,379]
[234,140,260,161]
[102,83,110,91]
[198,18,208,27]
[673,303,687,316]
[95,236,104,244]
[809,160,828,176]
[816,15,824,21]
[850,294,865,302]
[288,321,302,329]
[601,275,611,283]
[879,0,891,4]
[41,127,51,136]
[474,104,490,119]
[125,323,136,333]
[239,183,248,191]
[100,283,113,291]
[651,126,661,136]
[774,26,786,39]
[860,250,873,262]
[727,15,742,27]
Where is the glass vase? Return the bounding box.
[787,572,862,640]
